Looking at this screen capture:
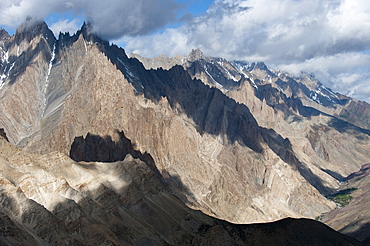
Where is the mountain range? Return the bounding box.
[0,20,369,245]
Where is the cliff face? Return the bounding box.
[0,21,367,244]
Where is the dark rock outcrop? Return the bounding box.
[0,128,8,142]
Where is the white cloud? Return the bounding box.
[49,19,81,36]
[124,0,370,103]
[0,0,182,39]
[331,73,370,102]
[0,0,68,26]
[279,52,370,102]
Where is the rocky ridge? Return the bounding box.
[0,21,369,244]
[135,49,370,180]
[129,53,185,70]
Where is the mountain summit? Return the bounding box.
[0,21,368,245]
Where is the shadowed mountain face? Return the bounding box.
[0,21,369,244]
[100,43,265,153]
[134,49,370,132]
[322,163,370,245]
[134,49,370,177]
[70,130,151,163]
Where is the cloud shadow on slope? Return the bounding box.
[70,130,162,179]
[69,129,196,203]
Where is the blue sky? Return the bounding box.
[1,0,370,103]
[180,0,214,15]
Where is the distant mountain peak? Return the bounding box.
[13,19,55,48]
[0,28,10,41]
[129,52,185,70]
[253,61,269,71]
[16,18,48,34]
[187,48,206,61]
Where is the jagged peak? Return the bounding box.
[253,61,268,70]
[300,71,319,82]
[13,18,55,46]
[187,48,206,61]
[80,21,89,32]
[58,22,91,41]
[79,21,93,39]
[57,22,109,53]
[0,28,10,41]
[16,18,48,34]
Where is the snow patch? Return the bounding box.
[1,49,9,63]
[265,75,272,83]
[204,64,223,88]
[42,43,56,117]
[216,61,239,82]
[181,57,186,66]
[0,61,14,90]
[250,63,256,73]
[117,57,144,89]
[249,78,258,90]
[8,62,14,73]
[309,91,322,105]
[320,85,339,99]
[0,74,6,89]
[311,86,338,104]
[44,43,56,94]
[83,39,88,53]
[233,62,258,89]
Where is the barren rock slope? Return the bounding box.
[0,21,369,234]
[0,134,363,245]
